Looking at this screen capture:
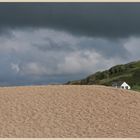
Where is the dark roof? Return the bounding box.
[112,81,124,87]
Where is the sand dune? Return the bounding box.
[0,85,140,137]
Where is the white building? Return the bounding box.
[112,81,131,90]
[120,82,131,90]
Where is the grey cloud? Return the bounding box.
[0,3,140,38]
[0,28,135,86]
[78,38,130,59]
[123,37,140,61]
[33,38,74,52]
[0,3,139,86]
[30,28,130,59]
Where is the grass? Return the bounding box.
[132,85,140,92]
[67,60,140,92]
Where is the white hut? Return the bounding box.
[120,82,131,90]
[112,81,131,90]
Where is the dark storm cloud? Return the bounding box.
[77,38,130,59]
[0,3,139,86]
[0,3,140,38]
[0,28,131,86]
[33,38,74,52]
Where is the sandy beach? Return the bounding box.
[0,85,140,137]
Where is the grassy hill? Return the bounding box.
[66,60,140,91]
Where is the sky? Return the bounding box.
[0,3,140,86]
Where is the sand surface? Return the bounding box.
[0,85,140,137]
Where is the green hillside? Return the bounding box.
[66,60,140,91]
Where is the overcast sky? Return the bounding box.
[0,3,140,86]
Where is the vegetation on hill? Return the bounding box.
[66,60,140,91]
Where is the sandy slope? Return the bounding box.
[0,85,140,137]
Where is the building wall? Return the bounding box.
[120,82,131,89]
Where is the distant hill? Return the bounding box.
[66,60,140,91]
